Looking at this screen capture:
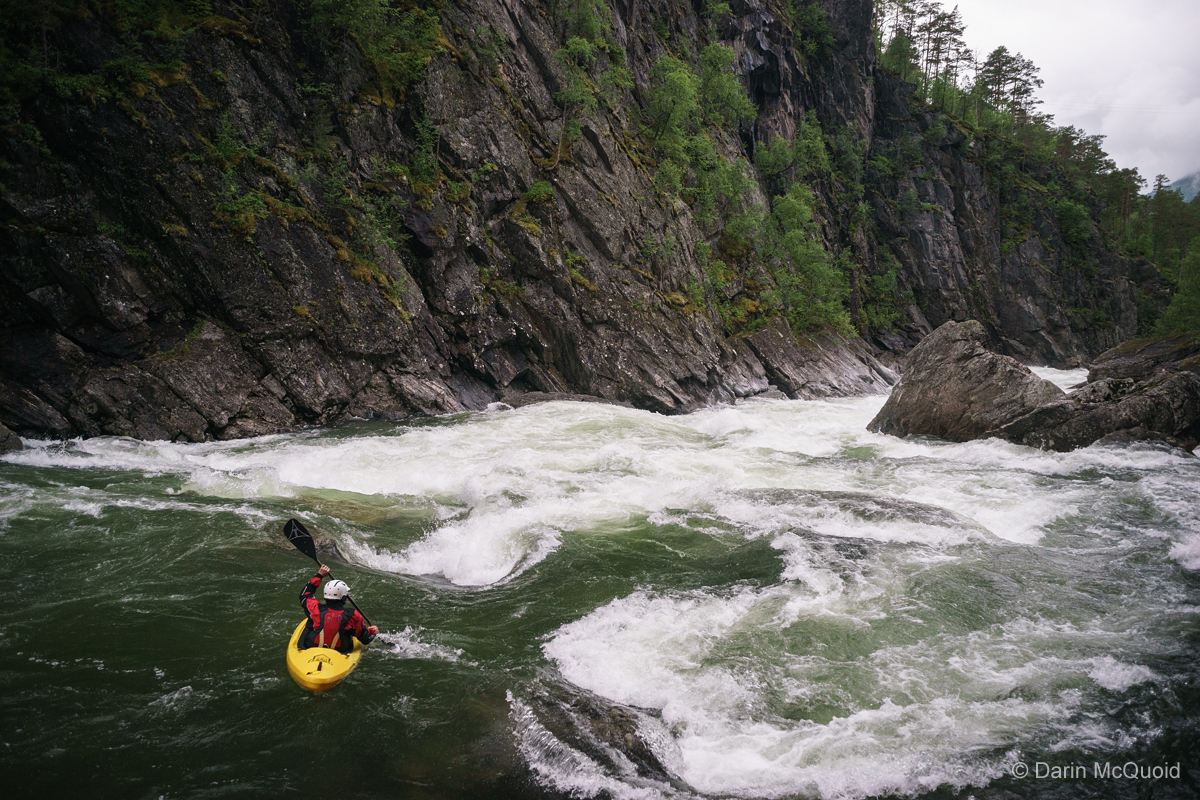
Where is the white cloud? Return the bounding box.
[946,0,1200,182]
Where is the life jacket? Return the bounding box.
[305,604,350,650]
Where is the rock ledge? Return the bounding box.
[869,322,1200,452]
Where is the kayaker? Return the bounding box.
[298,565,378,653]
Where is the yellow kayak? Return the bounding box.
[286,620,362,692]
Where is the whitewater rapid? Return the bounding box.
[3,367,1198,799]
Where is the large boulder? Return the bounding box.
[867,320,1067,441]
[869,321,1200,452]
[999,333,1200,451]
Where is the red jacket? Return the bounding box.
[298,573,375,653]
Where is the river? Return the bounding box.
[1,368,1197,799]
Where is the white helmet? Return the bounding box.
[323,579,350,601]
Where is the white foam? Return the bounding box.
[377,627,463,662]
[541,575,1169,798]
[1169,535,1200,570]
[9,380,1197,588]
[1030,366,1089,391]
[1088,657,1156,692]
[344,519,561,587]
[6,368,1198,578]
[774,534,847,595]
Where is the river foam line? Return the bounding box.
[4,389,1198,585]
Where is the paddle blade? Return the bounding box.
[284,518,319,563]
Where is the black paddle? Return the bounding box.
[283,518,375,628]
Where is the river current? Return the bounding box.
[1,368,1197,799]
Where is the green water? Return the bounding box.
[1,391,1197,799]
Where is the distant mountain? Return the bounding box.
[1171,172,1200,202]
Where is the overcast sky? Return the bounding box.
[947,0,1200,185]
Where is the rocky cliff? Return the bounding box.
[868,70,1139,366]
[0,0,1136,442]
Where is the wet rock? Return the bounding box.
[1069,377,1136,404]
[870,321,1200,452]
[1087,332,1200,382]
[867,320,1067,441]
[1094,426,1196,454]
[746,318,896,399]
[522,677,690,791]
[0,421,21,454]
[1008,371,1200,452]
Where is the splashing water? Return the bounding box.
[1,373,1197,798]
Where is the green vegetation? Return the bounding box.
[550,36,599,165]
[523,181,556,204]
[1052,198,1091,248]
[874,0,1200,330]
[858,250,907,330]
[696,44,756,127]
[546,0,630,166]
[702,0,732,23]
[753,111,830,195]
[508,180,555,228]
[643,45,757,226]
[787,0,835,58]
[644,45,754,153]
[634,35,866,336]
[1155,240,1200,334]
[643,55,698,158]
[216,183,268,236]
[1124,177,1200,280]
[759,183,853,333]
[309,0,441,94]
[406,118,441,188]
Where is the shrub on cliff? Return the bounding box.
[1156,240,1200,334]
[643,45,761,227]
[697,44,756,128]
[644,55,700,161]
[760,183,852,334]
[788,0,835,58]
[753,111,829,194]
[310,0,441,93]
[1053,198,1092,247]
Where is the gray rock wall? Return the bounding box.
[0,0,1136,442]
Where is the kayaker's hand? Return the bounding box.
[368,626,378,636]
[318,564,331,578]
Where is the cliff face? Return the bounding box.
[868,72,1137,365]
[0,0,1135,441]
